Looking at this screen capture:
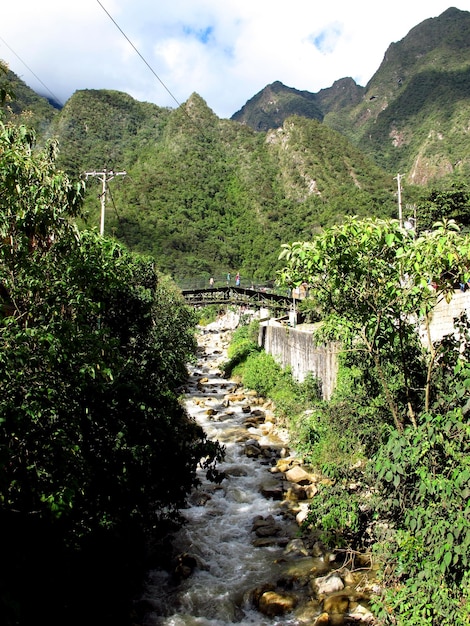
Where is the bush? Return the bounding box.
[222,321,260,377]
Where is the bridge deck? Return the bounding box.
[181,286,293,309]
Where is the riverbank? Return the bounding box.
[136,313,378,625]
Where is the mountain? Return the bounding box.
[334,7,470,183]
[44,90,394,283]
[232,77,364,131]
[231,80,325,131]
[231,7,470,185]
[1,7,470,284]
[0,67,59,133]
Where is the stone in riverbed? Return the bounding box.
[261,481,284,500]
[285,465,313,485]
[312,573,345,596]
[258,590,297,617]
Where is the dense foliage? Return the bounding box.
[0,122,223,625]
[222,320,321,422]
[272,217,470,624]
[50,92,397,285]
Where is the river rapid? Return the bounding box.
[137,313,377,626]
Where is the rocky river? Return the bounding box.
[137,312,378,626]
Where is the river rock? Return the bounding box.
[284,538,310,557]
[295,502,310,525]
[312,573,345,596]
[285,465,313,485]
[251,514,281,537]
[172,552,199,581]
[258,590,297,617]
[349,603,375,623]
[243,441,262,457]
[261,480,284,500]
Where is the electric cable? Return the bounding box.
[95,0,211,137]
[0,34,64,107]
[96,0,182,109]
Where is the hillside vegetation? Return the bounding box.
[48,91,397,283]
[1,7,470,284]
[234,8,470,187]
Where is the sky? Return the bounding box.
[1,0,466,119]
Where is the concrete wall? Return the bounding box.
[419,290,470,347]
[259,290,470,401]
[258,320,339,400]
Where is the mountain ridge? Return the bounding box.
[1,7,470,283]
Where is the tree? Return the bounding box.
[277,216,470,430]
[278,216,470,625]
[0,122,223,624]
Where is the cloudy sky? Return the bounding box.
[1,0,465,119]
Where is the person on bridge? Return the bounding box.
[209,277,214,287]
[226,272,231,285]
[235,272,240,286]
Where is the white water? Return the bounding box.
[140,326,302,626]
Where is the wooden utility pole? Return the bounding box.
[84,169,127,235]
[394,173,403,228]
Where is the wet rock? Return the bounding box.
[349,603,375,623]
[285,465,313,485]
[252,514,281,537]
[323,593,350,614]
[243,413,266,427]
[243,441,262,457]
[258,590,297,617]
[313,573,345,596]
[188,490,212,506]
[294,599,322,623]
[261,482,284,500]
[172,552,198,581]
[225,393,246,402]
[284,481,307,501]
[252,536,282,547]
[223,465,248,477]
[284,538,310,557]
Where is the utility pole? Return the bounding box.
[394,173,403,228]
[84,169,127,235]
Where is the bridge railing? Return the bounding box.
[181,286,294,311]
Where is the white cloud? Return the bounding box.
[0,0,464,117]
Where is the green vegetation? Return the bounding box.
[223,216,470,625]
[0,121,223,625]
[222,321,322,427]
[4,5,470,288]
[53,92,396,284]
[2,11,470,617]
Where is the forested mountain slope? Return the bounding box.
[48,91,395,282]
[233,8,470,187]
[2,7,470,283]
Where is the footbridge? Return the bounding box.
[181,286,293,312]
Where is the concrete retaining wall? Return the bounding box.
[419,290,470,347]
[258,320,339,400]
[259,290,470,401]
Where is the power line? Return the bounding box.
[95,1,211,138]
[96,0,183,109]
[0,34,64,107]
